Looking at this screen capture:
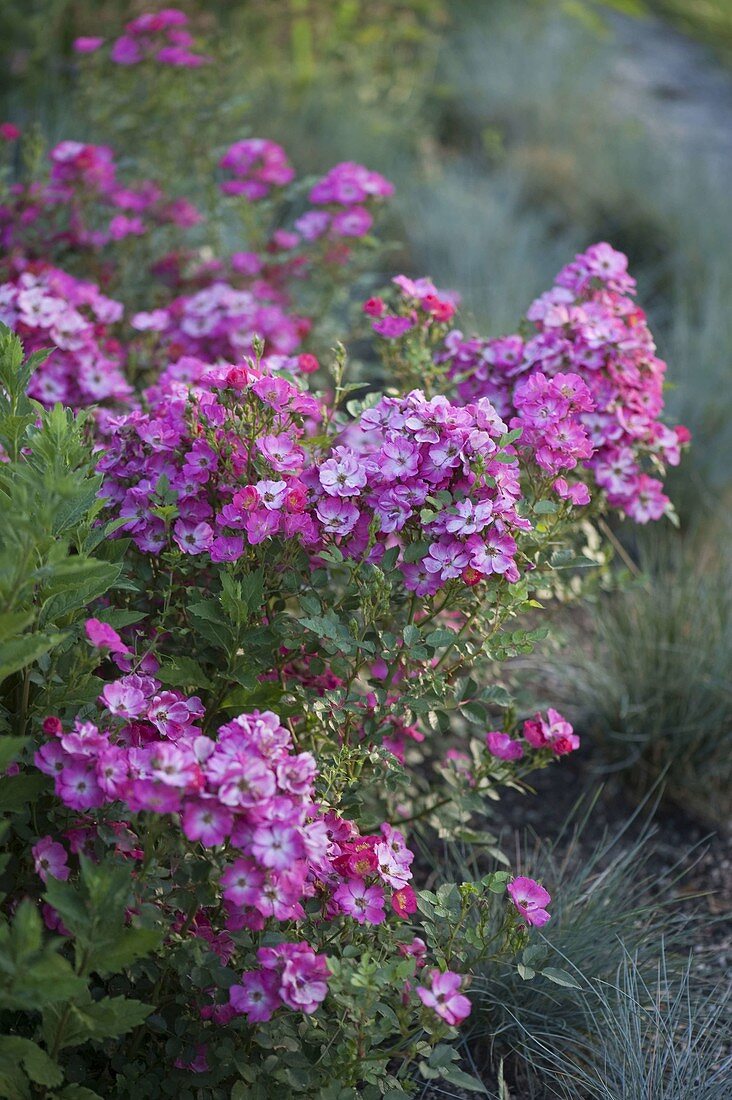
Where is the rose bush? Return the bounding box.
[0,10,688,1098]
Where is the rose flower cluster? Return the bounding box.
[439,242,689,522]
[365,274,459,339]
[0,262,130,408]
[130,280,307,364]
[486,708,580,762]
[74,7,212,68]
[35,643,417,914]
[99,355,536,603]
[35,629,426,1027]
[310,388,530,595]
[219,139,295,200]
[97,359,321,559]
[1,140,203,262]
[302,161,394,242]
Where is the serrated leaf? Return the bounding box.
[187,600,226,624]
[156,657,213,692]
[0,1037,63,1088]
[8,899,43,958]
[43,878,92,939]
[0,612,34,645]
[481,685,513,708]
[375,1001,399,1027]
[69,996,153,1044]
[51,482,103,536]
[41,561,122,624]
[461,701,488,724]
[0,1056,30,1099]
[87,927,162,977]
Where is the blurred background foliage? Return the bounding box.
[646,0,732,60]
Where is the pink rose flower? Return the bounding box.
[417,969,471,1026]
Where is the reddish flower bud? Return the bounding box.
[363,296,386,317]
[297,353,319,374]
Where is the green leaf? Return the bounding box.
[43,878,92,939]
[441,1065,488,1093]
[188,601,234,652]
[68,996,153,1044]
[15,955,87,1008]
[87,927,162,977]
[0,737,28,773]
[0,773,48,813]
[533,500,559,515]
[156,657,213,692]
[0,1037,63,1088]
[461,701,488,724]
[187,599,226,624]
[0,612,34,645]
[542,967,581,989]
[482,871,510,893]
[41,562,122,624]
[57,1088,104,1100]
[6,899,43,958]
[480,684,513,708]
[380,546,399,572]
[425,628,457,648]
[220,570,265,624]
[0,903,88,1012]
[0,1056,30,1099]
[428,1044,456,1069]
[402,540,430,564]
[45,858,159,979]
[51,482,103,537]
[0,633,65,682]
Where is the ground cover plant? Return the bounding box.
[0,5,716,1099]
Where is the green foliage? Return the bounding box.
[0,885,155,1098]
[0,332,158,1098]
[0,325,130,734]
[644,0,732,61]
